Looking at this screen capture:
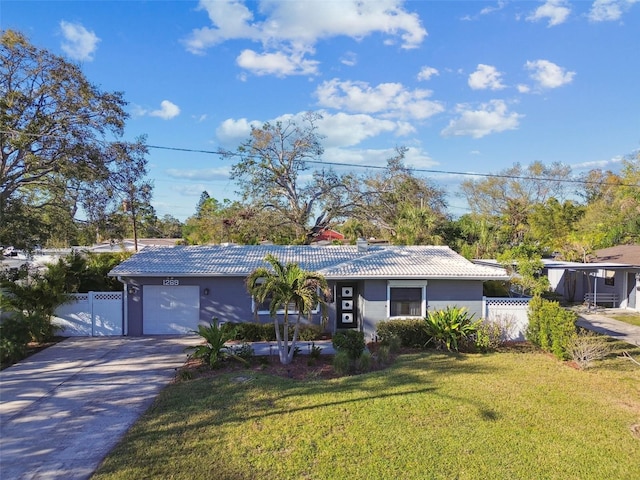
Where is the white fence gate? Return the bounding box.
[53,292,123,336]
[482,296,531,341]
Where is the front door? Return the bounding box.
[628,273,637,309]
[336,283,358,329]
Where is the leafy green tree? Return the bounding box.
[0,30,148,248]
[228,112,351,243]
[246,254,329,364]
[461,161,571,245]
[354,147,447,243]
[498,246,549,297]
[526,198,584,254]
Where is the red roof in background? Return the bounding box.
[314,229,345,242]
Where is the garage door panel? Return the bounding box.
[143,285,200,334]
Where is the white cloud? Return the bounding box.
[527,0,571,27]
[317,112,402,147]
[236,48,319,76]
[525,59,575,89]
[215,110,414,151]
[588,0,638,22]
[166,168,230,182]
[323,146,437,169]
[184,0,426,76]
[517,84,531,93]
[216,117,263,147]
[340,51,358,67]
[480,0,507,16]
[315,79,444,120]
[441,100,523,139]
[59,21,100,61]
[468,64,506,90]
[417,66,439,81]
[149,100,181,120]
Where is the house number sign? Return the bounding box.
[163,279,180,286]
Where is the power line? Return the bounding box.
[3,129,637,188]
[146,143,639,189]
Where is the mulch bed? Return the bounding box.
[178,342,408,382]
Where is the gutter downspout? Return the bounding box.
[117,276,128,336]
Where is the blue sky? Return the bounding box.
[3,0,639,221]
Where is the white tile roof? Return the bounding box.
[108,244,509,280]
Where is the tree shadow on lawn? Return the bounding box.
[162,349,502,426]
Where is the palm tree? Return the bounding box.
[246,254,329,365]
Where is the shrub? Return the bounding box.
[384,334,402,353]
[223,322,322,342]
[568,331,611,369]
[332,330,366,360]
[0,315,31,364]
[375,345,391,366]
[231,342,255,362]
[376,319,430,348]
[332,350,351,375]
[355,351,373,372]
[309,342,323,360]
[425,306,479,352]
[186,318,242,369]
[475,315,515,352]
[527,296,577,360]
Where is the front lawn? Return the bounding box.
[608,312,640,328]
[93,348,640,480]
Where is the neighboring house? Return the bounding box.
[90,238,179,253]
[108,243,508,340]
[545,245,640,310]
[311,229,345,243]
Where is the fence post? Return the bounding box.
[482,296,487,320]
[90,291,95,337]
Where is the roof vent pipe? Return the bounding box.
[356,238,369,252]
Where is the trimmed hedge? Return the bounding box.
[376,319,430,348]
[526,296,577,360]
[221,322,322,342]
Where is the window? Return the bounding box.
[604,270,615,286]
[387,281,427,318]
[253,292,320,315]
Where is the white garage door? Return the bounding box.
[143,285,200,334]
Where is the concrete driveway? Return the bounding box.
[576,311,640,347]
[0,336,198,480]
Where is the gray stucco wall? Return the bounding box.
[121,276,486,337]
[358,279,485,340]
[123,275,327,336]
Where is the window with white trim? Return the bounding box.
[387,281,427,318]
[252,282,320,315]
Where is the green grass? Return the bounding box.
[93,348,640,480]
[608,312,640,328]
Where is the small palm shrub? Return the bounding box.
[186,318,243,369]
[425,306,479,352]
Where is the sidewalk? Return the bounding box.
[575,310,640,347]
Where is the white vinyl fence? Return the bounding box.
[53,292,123,336]
[482,296,531,341]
